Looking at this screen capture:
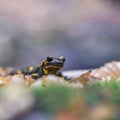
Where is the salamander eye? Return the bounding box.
[59,56,65,62]
[47,56,53,62]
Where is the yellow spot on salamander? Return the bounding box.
[32,73,39,76]
[29,67,34,71]
[43,68,48,75]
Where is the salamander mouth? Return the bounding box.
[46,63,64,67]
[43,65,63,74]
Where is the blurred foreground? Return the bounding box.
[0,81,120,120]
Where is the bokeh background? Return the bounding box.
[0,0,120,70]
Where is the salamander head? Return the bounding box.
[40,56,65,75]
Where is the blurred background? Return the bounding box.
[0,0,120,70]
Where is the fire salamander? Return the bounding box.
[10,56,66,80]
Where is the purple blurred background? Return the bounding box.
[0,0,120,70]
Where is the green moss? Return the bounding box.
[31,80,120,115]
[32,85,82,114]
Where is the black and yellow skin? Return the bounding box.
[10,56,65,80]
